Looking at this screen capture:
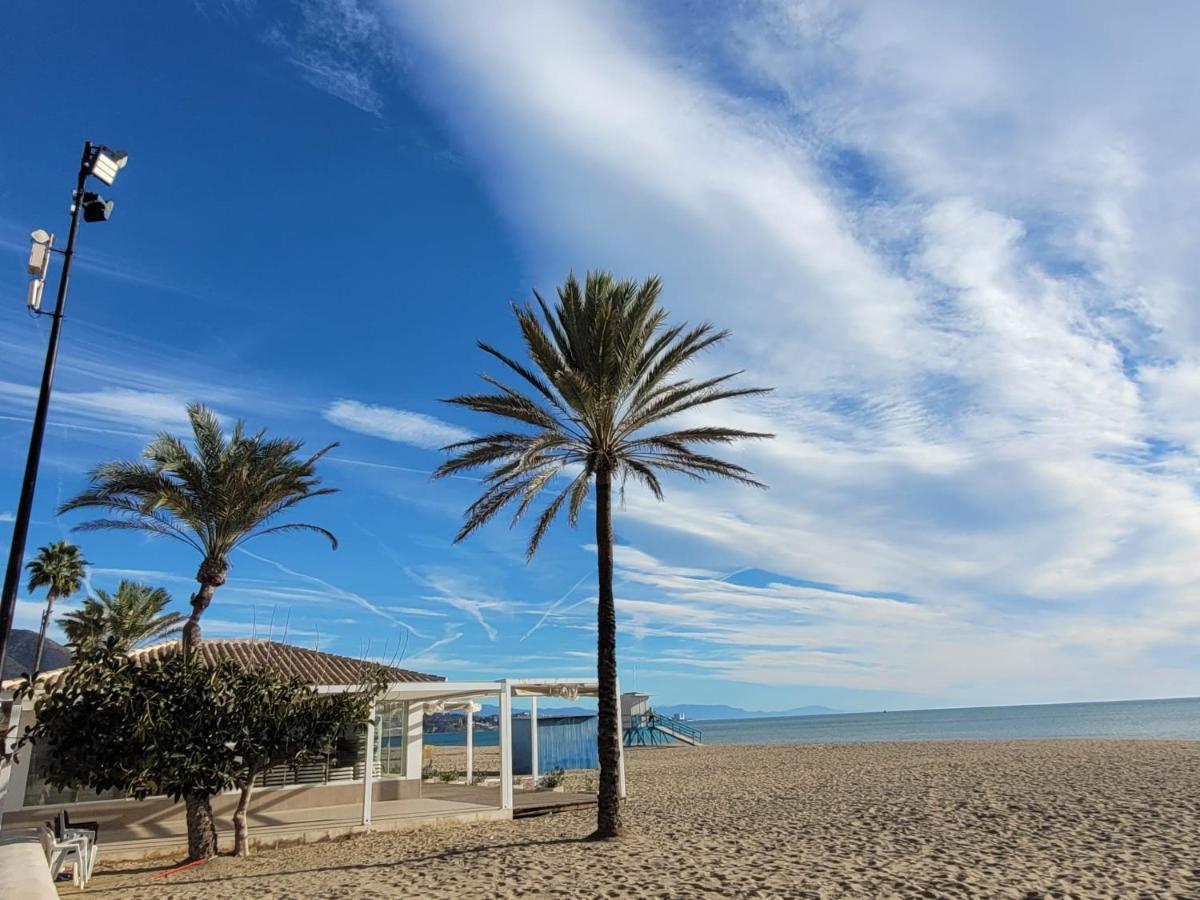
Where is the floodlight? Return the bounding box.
[89,147,128,186]
[81,192,114,223]
[27,230,53,277]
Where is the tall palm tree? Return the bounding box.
[59,403,338,651]
[436,272,771,839]
[25,541,89,675]
[58,580,184,652]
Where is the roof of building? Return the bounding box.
[2,639,442,691]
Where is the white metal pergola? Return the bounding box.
[322,677,625,826]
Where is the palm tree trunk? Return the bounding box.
[591,463,624,839]
[233,774,255,857]
[184,793,218,860]
[31,591,57,675]
[183,557,228,651]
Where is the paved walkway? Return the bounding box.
[98,793,506,861]
[424,783,597,817]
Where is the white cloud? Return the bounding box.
[238,548,434,638]
[406,566,531,642]
[324,398,472,449]
[0,512,13,523]
[263,0,396,115]
[0,381,193,433]
[381,0,1200,703]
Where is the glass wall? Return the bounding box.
[22,741,122,808]
[376,700,408,777]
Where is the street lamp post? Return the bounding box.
[0,141,128,675]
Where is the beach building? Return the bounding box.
[513,714,599,775]
[621,691,704,746]
[0,639,616,859]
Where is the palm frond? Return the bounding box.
[59,403,338,624]
[439,271,770,559]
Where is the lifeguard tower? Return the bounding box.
[621,692,703,747]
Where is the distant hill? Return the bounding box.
[471,705,597,719]
[427,701,838,723]
[654,703,840,721]
[2,628,71,680]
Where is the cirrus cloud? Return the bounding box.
[324,398,472,449]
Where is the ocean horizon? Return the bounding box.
[694,696,1200,744]
[423,696,1200,746]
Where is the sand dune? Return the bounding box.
[73,740,1199,898]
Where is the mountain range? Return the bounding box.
[459,703,840,721]
[654,704,840,721]
[1,628,71,681]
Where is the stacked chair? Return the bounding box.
[47,810,99,888]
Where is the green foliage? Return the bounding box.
[422,760,438,781]
[230,665,384,784]
[58,580,183,652]
[538,767,566,789]
[25,541,89,601]
[434,272,771,557]
[8,645,241,802]
[60,404,338,558]
[5,644,382,814]
[437,770,460,783]
[58,403,339,645]
[436,272,770,838]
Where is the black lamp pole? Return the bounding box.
[0,141,95,675]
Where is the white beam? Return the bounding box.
[615,676,627,800]
[465,707,474,784]
[529,695,539,785]
[499,680,513,810]
[361,699,376,827]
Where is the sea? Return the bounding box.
[694,697,1200,745]
[422,697,1200,746]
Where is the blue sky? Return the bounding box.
[2,1,1199,712]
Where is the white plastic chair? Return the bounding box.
[48,813,97,888]
[48,833,89,887]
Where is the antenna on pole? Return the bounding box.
[265,604,277,643]
[314,626,320,653]
[251,605,257,640]
[280,608,291,645]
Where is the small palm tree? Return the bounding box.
[436,272,771,838]
[59,580,184,652]
[59,404,338,650]
[25,541,89,674]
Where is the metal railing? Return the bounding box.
[626,711,703,745]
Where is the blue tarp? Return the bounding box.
[512,714,599,774]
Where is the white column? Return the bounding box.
[465,707,474,783]
[615,676,627,799]
[529,695,539,785]
[361,699,376,827]
[498,683,513,810]
[0,701,25,830]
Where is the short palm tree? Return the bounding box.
[25,541,89,674]
[59,404,338,650]
[59,580,184,652]
[436,271,771,839]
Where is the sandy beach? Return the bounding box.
[72,740,1199,899]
